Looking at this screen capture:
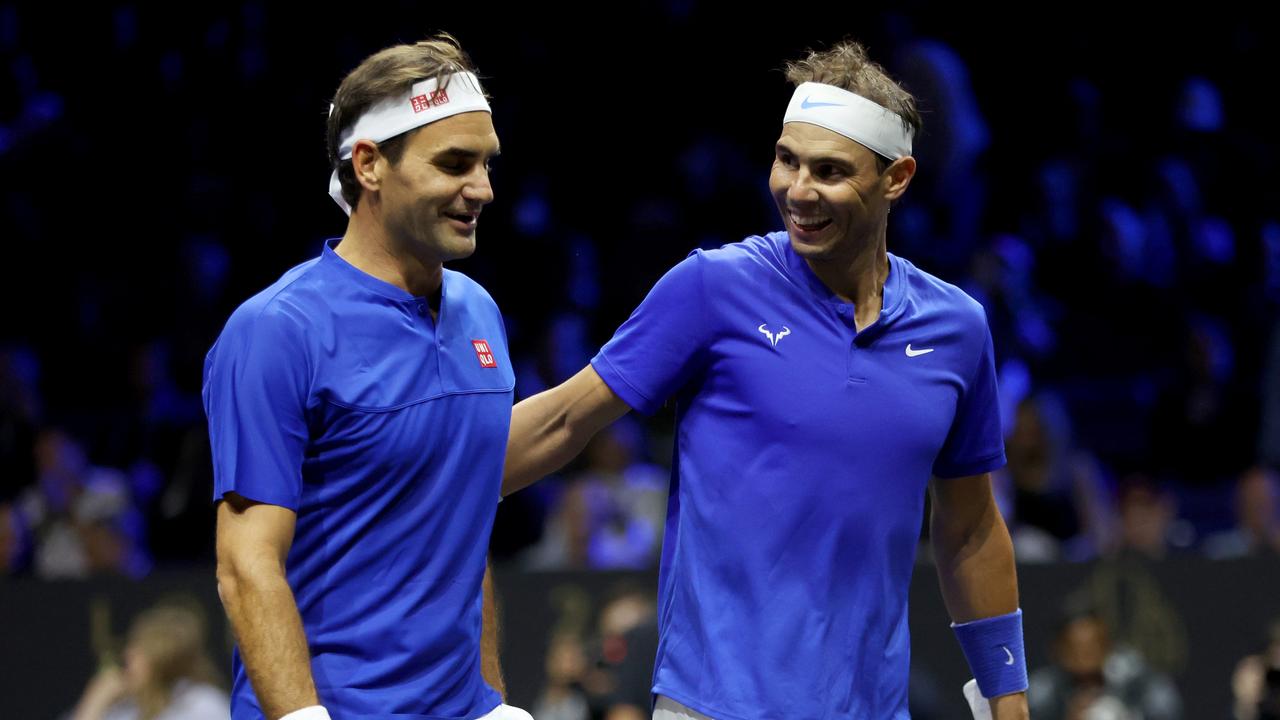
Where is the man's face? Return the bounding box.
[1058,617,1108,680]
[377,111,500,264]
[768,122,892,262]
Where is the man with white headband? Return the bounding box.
[204,35,529,720]
[503,41,1028,719]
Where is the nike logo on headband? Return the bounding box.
[800,96,844,109]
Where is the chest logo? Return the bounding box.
[472,339,498,368]
[758,324,791,347]
[905,344,934,357]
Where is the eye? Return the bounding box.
[776,151,797,168]
[815,164,844,180]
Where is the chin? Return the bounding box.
[415,227,473,262]
[787,232,835,260]
[440,237,477,261]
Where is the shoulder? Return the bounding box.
[444,268,502,314]
[677,231,791,292]
[219,259,324,347]
[896,254,989,331]
[698,231,788,271]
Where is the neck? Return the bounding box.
[335,203,443,298]
[805,226,890,327]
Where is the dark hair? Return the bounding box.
[326,33,484,211]
[783,39,922,171]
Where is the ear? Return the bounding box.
[882,156,917,202]
[350,139,384,195]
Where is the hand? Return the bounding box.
[989,691,1030,720]
[73,666,128,720]
[1232,654,1265,720]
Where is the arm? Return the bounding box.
[502,365,631,496]
[930,473,1028,720]
[503,252,711,498]
[216,492,319,720]
[70,667,127,720]
[480,559,505,696]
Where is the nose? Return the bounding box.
[462,166,494,206]
[786,167,819,206]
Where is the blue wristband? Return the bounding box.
[951,608,1028,698]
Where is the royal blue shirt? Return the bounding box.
[204,239,513,720]
[591,231,1005,719]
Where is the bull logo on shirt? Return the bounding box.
[758,324,791,347]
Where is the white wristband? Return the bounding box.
[279,706,332,720]
[962,680,992,720]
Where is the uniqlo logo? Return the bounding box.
[472,339,497,368]
[410,88,450,113]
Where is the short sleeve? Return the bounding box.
[932,318,1006,479]
[203,307,311,509]
[591,251,710,415]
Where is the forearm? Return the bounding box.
[504,366,626,496]
[70,677,119,720]
[931,495,1019,621]
[480,561,505,696]
[218,561,319,719]
[931,484,1027,719]
[504,389,575,495]
[70,698,109,720]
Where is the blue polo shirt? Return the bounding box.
[203,239,513,720]
[591,231,1005,719]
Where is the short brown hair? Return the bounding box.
[326,33,484,211]
[783,40,922,169]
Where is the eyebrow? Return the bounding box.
[433,146,501,160]
[775,143,853,167]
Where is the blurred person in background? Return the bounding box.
[593,586,658,716]
[995,392,1112,562]
[1204,467,1280,558]
[21,428,149,579]
[1113,475,1188,560]
[1233,618,1280,720]
[1028,609,1181,720]
[522,419,666,570]
[533,633,590,720]
[0,499,32,576]
[70,602,228,720]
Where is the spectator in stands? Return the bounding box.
[1232,618,1280,720]
[1205,467,1280,558]
[1029,610,1181,720]
[70,602,228,720]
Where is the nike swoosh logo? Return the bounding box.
[801,96,844,110]
[1002,646,1014,665]
[905,344,934,357]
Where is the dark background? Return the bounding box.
[2,3,1278,719]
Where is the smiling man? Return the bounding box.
[503,41,1028,719]
[204,35,529,720]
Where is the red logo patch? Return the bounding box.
[410,88,450,113]
[472,339,497,368]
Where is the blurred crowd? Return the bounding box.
[3,6,1277,580]
[2,5,1279,717]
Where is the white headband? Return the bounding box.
[328,71,491,214]
[782,81,913,160]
